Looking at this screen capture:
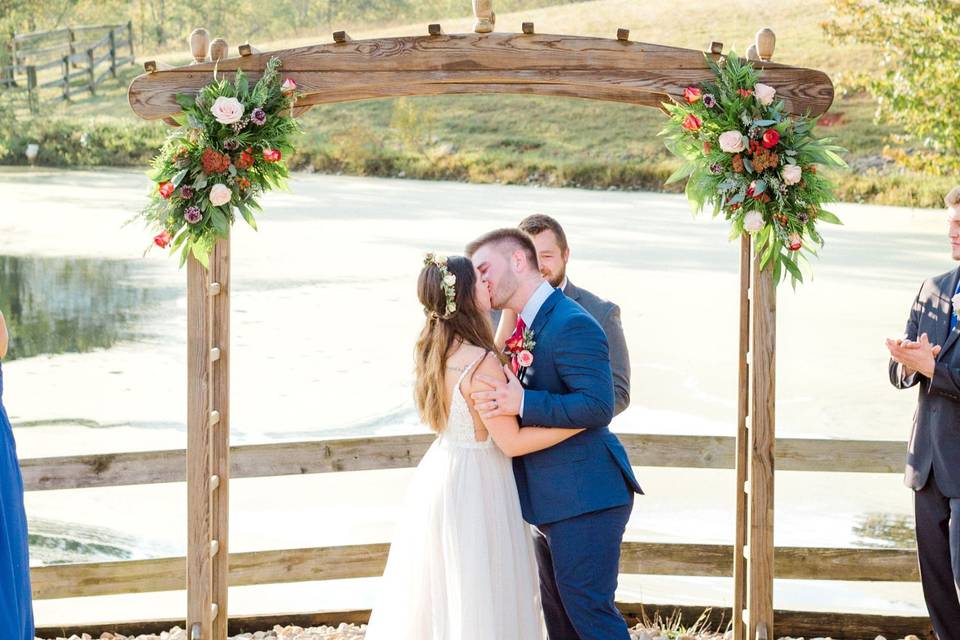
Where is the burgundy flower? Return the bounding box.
[703,94,717,108]
[179,186,194,200]
[250,108,267,126]
[184,206,202,224]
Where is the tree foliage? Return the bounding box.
[824,0,960,174]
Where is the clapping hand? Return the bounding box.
[886,332,940,378]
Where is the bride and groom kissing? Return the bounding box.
[365,222,643,640]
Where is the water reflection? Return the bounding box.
[0,255,177,361]
[852,512,917,549]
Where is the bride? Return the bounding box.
[364,254,582,640]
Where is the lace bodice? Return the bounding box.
[439,354,494,449]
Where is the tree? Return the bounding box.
[824,0,960,174]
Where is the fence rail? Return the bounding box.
[1,22,134,110]
[19,432,921,634]
[20,432,907,492]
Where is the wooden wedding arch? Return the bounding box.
[127,7,834,640]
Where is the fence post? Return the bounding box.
[7,29,17,87]
[87,47,95,94]
[126,21,135,62]
[26,65,37,113]
[109,29,117,78]
[68,28,76,69]
[62,55,70,101]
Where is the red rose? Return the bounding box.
[683,86,702,104]
[788,233,802,251]
[737,88,754,98]
[158,181,175,199]
[235,150,255,170]
[682,114,702,132]
[762,129,780,149]
[154,231,173,248]
[262,148,282,163]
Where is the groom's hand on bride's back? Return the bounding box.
[472,365,523,419]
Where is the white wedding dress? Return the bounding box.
[365,355,545,640]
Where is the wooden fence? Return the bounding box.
[20,432,933,638]
[1,22,135,112]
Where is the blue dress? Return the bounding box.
[0,360,34,639]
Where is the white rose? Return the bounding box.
[743,211,765,233]
[718,130,747,153]
[953,293,960,311]
[782,164,803,185]
[209,183,233,207]
[210,96,244,125]
[754,83,777,107]
[443,274,457,286]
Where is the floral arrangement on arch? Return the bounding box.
[660,52,846,285]
[136,57,301,266]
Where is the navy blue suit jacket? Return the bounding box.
[513,289,643,525]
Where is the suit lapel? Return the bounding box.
[563,280,580,303]
[530,289,564,338]
[937,268,960,359]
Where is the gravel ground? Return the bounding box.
[38,625,926,640]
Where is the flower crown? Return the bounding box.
[423,253,457,319]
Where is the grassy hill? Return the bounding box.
[1,0,951,207]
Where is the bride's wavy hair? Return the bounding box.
[414,255,499,432]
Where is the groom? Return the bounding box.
[466,228,643,640]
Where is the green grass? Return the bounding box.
[0,0,949,208]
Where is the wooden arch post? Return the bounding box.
[184,29,231,640]
[127,6,829,639]
[733,28,779,640]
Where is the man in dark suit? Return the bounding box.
[506,214,631,414]
[467,228,642,640]
[887,187,960,639]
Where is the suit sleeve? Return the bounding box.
[521,314,615,429]
[602,304,631,415]
[889,282,923,390]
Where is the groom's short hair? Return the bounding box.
[466,228,539,269]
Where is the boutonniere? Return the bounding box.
[953,294,960,326]
[505,328,536,381]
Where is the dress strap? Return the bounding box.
[455,352,490,390]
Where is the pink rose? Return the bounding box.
[754,83,776,106]
[743,211,765,233]
[718,130,747,153]
[782,164,802,185]
[517,350,534,368]
[281,78,298,95]
[210,96,244,125]
[209,183,232,207]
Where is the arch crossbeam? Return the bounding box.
[128,32,833,119]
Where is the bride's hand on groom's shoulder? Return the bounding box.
[472,365,523,419]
